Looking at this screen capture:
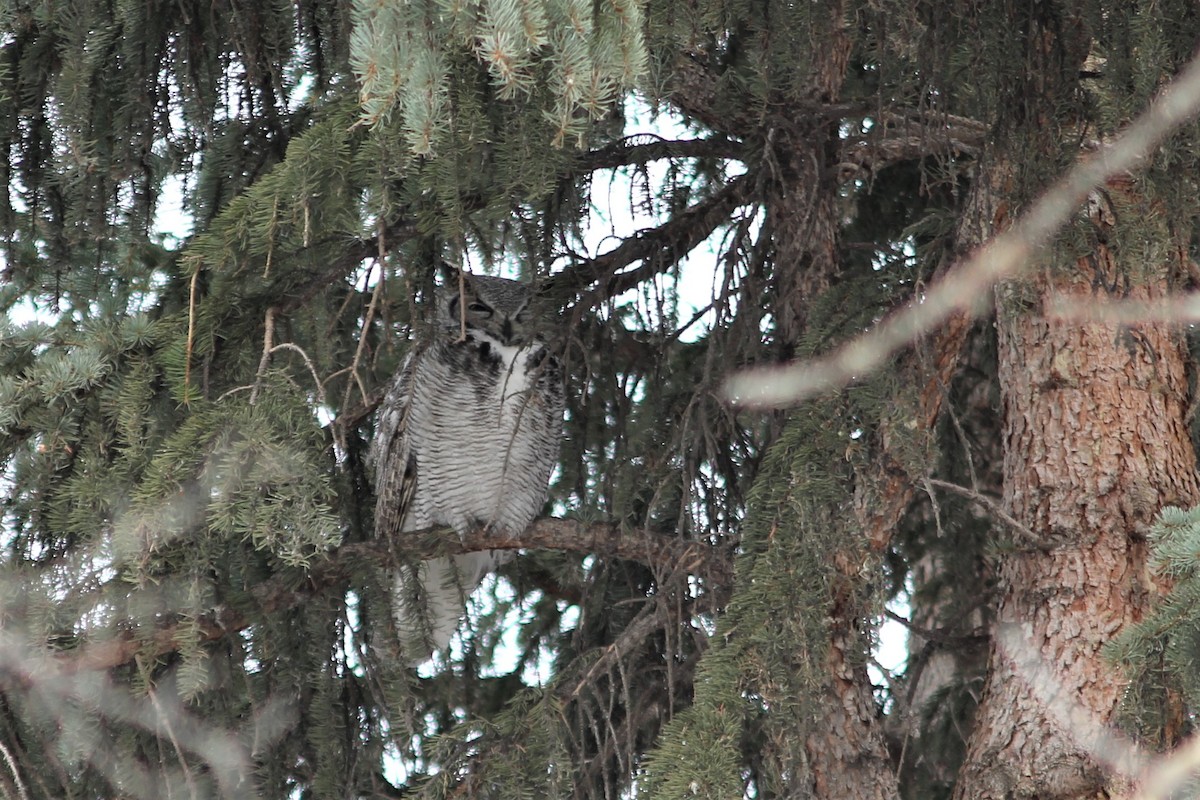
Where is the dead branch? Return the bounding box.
[927,478,1051,549]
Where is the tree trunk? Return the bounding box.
[768,137,902,800]
[760,8,901,798]
[953,181,1200,799]
[891,167,1007,794]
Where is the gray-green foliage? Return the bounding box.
[351,0,647,153]
[0,0,749,789]
[0,0,958,793]
[1109,505,1200,743]
[641,405,849,799]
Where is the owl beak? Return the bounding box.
[501,317,515,344]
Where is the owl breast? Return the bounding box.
[402,333,563,536]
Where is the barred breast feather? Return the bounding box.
[372,325,564,660]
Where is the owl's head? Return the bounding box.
[438,274,545,346]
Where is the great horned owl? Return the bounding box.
[371,274,564,660]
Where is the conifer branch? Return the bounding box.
[837,111,986,177]
[457,519,732,585]
[663,55,751,136]
[257,139,749,333]
[559,609,667,701]
[330,386,387,432]
[668,53,984,178]
[43,519,730,675]
[578,135,745,171]
[727,47,1200,407]
[276,220,420,316]
[552,173,755,310]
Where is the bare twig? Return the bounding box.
[249,307,277,406]
[184,262,200,403]
[927,479,1052,549]
[269,343,325,406]
[276,220,419,316]
[146,685,198,800]
[0,740,28,800]
[561,610,665,701]
[340,258,386,417]
[456,268,467,342]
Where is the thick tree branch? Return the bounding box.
[663,55,861,136]
[578,134,745,171]
[550,172,756,311]
[837,111,986,178]
[859,311,974,552]
[44,518,730,675]
[275,117,973,346]
[668,53,985,172]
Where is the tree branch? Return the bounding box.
[549,172,756,311]
[837,111,986,179]
[46,518,731,675]
[926,478,1051,549]
[277,220,419,316]
[577,134,745,172]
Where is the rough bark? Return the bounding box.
[953,183,1200,799]
[769,6,900,798]
[807,574,903,800]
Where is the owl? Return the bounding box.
[371,274,564,660]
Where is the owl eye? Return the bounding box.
[468,301,493,315]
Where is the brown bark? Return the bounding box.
[807,574,903,800]
[768,6,901,799]
[862,164,1006,554]
[953,185,1200,799]
[786,176,905,797]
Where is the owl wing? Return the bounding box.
[371,349,420,541]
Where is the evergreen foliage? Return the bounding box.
[1110,505,1200,745]
[0,0,1199,798]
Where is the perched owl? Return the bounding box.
[371,274,564,660]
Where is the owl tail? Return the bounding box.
[393,551,510,663]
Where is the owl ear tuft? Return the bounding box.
[435,259,462,284]
[438,266,477,321]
